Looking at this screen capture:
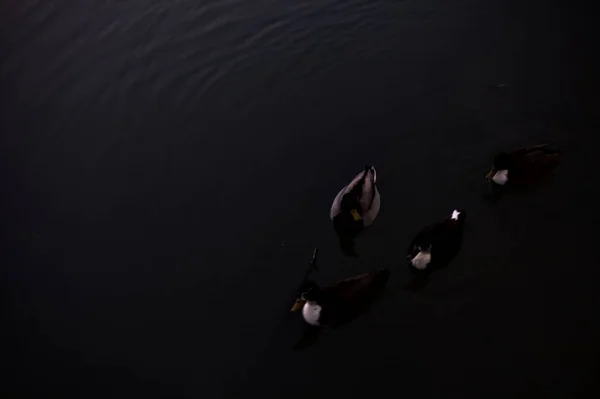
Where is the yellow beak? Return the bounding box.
[485,169,496,180]
[350,208,362,221]
[290,299,305,312]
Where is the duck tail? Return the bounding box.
[359,164,376,207]
[357,164,371,186]
[347,165,371,199]
[450,209,467,224]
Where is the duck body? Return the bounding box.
[407,209,466,274]
[486,144,562,192]
[292,269,390,327]
[330,165,380,256]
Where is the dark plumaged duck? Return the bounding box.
[330,165,380,257]
[290,269,390,327]
[485,144,562,198]
[407,209,466,274]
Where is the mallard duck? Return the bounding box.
[330,165,380,257]
[290,269,390,327]
[407,209,466,273]
[485,144,562,194]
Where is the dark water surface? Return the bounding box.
[2,0,599,397]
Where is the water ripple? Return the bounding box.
[2,0,421,134]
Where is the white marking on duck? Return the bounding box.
[411,250,431,270]
[302,301,322,326]
[491,170,509,185]
[451,210,461,220]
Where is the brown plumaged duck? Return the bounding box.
[290,269,390,327]
[485,144,562,197]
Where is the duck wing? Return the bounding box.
[509,144,562,181]
[324,270,390,303]
[407,222,440,256]
[320,270,390,326]
[344,167,376,213]
[358,168,376,213]
[508,143,550,155]
[509,144,561,161]
[432,221,465,266]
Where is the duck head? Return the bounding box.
[486,152,510,186]
[408,243,432,270]
[290,281,321,312]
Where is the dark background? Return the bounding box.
[1,0,599,397]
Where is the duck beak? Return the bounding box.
[350,209,362,221]
[290,299,305,312]
[485,168,496,180]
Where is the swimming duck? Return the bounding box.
[485,144,562,196]
[407,209,466,274]
[330,165,380,257]
[290,269,390,327]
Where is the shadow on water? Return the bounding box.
[292,326,322,351]
[482,180,505,203]
[404,271,430,292]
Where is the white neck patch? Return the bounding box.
[302,301,322,326]
[411,250,431,270]
[492,169,508,185]
[451,210,461,220]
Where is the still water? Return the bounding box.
[2,0,599,397]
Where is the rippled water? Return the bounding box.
[4,1,403,113]
[2,1,599,398]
